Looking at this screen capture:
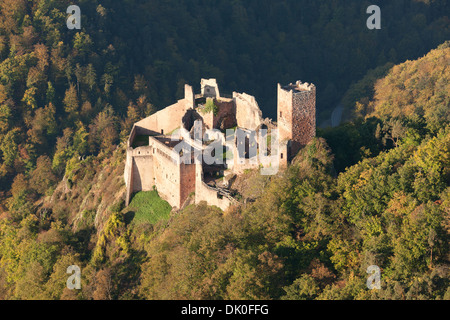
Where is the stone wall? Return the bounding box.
[180,163,196,208]
[184,84,195,109]
[277,83,294,143]
[200,105,215,130]
[124,151,134,205]
[126,136,197,209]
[131,147,154,193]
[150,137,182,208]
[292,84,316,150]
[234,92,263,131]
[213,98,236,130]
[135,100,182,135]
[201,78,220,98]
[126,78,316,211]
[229,129,260,174]
[125,143,155,205]
[278,140,289,169]
[194,164,231,211]
[277,82,316,158]
[198,98,236,131]
[135,95,191,136]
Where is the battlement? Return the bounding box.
[281,81,315,93]
[125,78,316,210]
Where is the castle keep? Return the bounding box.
[124,79,316,211]
[278,82,316,158]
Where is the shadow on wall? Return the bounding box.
[182,109,202,132]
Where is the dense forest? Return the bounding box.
[0,0,449,300]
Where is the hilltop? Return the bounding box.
[0,41,449,299]
[347,41,450,130]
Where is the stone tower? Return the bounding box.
[277,81,316,160]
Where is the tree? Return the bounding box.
[73,122,88,156]
[52,128,74,174]
[14,262,47,300]
[0,127,21,168]
[22,87,37,109]
[201,98,219,116]
[89,105,118,153]
[34,43,49,72]
[7,173,34,220]
[73,32,93,57]
[282,274,319,300]
[375,119,406,148]
[63,84,79,116]
[93,268,113,300]
[85,64,97,91]
[134,74,149,96]
[46,253,82,300]
[29,155,57,195]
[80,100,93,119]
[0,103,11,133]
[46,82,56,105]
[28,103,57,146]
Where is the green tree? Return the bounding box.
[0,127,21,168]
[29,155,57,195]
[73,122,88,156]
[22,87,37,109]
[63,84,79,117]
[0,103,11,133]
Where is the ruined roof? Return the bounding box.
[281,80,315,92]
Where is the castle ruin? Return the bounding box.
[124,79,316,211]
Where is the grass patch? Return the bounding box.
[199,98,219,116]
[125,190,172,226]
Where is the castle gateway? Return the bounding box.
[124,79,316,211]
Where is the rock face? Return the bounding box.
[125,78,316,211]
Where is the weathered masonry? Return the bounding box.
[124,79,316,211]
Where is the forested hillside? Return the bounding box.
[1,0,450,195]
[0,0,449,300]
[1,40,449,299]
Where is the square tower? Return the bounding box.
[201,78,220,98]
[277,81,316,159]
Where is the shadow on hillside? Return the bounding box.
[124,211,136,225]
